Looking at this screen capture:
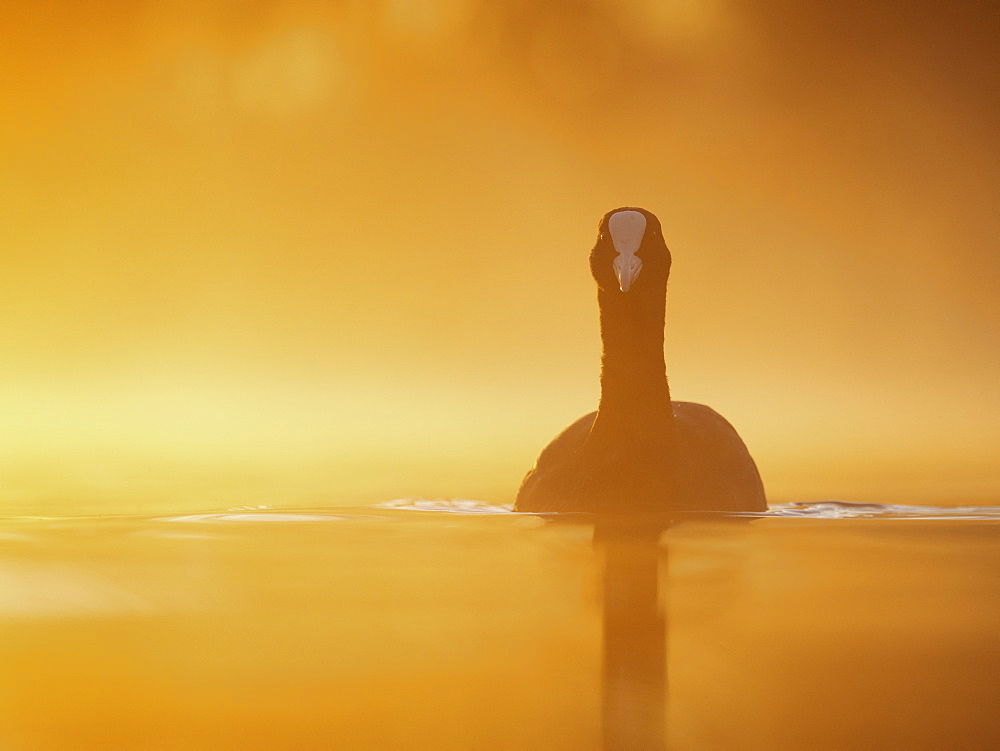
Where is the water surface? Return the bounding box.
[0,502,997,749]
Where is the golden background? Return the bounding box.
[2,1,997,513]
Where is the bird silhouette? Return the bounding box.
[515,207,766,513]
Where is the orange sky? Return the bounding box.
[1,1,997,512]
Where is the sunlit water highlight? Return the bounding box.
[0,501,997,749]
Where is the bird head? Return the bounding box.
[590,207,671,295]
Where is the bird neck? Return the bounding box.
[592,287,674,438]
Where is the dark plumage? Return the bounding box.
[515,207,766,513]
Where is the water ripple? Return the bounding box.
[765,501,1000,520]
[374,499,1000,521]
[376,499,515,514]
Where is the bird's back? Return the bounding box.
[515,403,765,512]
[515,411,596,510]
[672,401,766,512]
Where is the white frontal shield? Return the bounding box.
[609,210,646,292]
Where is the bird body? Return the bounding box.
[515,208,765,513]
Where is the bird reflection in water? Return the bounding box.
[595,516,672,751]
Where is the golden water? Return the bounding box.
[0,502,997,749]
